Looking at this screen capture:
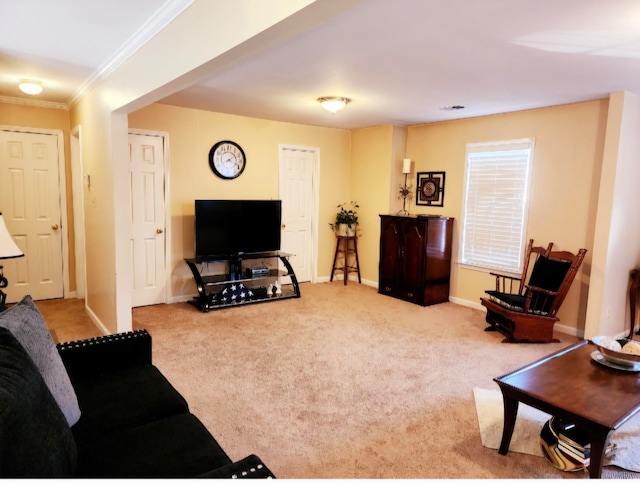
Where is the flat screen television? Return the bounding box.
[194,199,282,258]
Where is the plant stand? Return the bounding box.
[330,235,361,285]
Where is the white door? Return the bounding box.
[129,133,166,307]
[279,146,315,283]
[0,130,64,302]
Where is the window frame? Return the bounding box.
[459,138,535,275]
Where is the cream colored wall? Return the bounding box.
[350,125,404,284]
[68,0,358,333]
[585,92,640,338]
[69,94,122,333]
[406,100,609,334]
[128,103,351,299]
[0,104,76,293]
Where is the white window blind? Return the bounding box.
[460,138,534,274]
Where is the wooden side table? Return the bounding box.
[495,341,640,478]
[330,235,361,285]
[629,268,640,339]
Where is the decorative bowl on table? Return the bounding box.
[591,335,640,367]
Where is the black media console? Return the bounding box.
[185,251,300,312]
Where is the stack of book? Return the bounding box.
[540,417,615,472]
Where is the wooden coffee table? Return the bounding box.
[494,340,640,478]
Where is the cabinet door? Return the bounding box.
[425,218,453,281]
[402,219,427,286]
[379,217,402,282]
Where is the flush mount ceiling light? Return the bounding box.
[18,79,43,95]
[317,96,351,113]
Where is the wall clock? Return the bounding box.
[209,140,246,179]
[416,171,445,207]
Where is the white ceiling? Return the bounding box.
[2,0,640,129]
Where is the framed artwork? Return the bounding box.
[416,171,445,207]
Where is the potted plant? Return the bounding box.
[330,201,359,236]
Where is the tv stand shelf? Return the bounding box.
[185,251,300,312]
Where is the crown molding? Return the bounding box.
[67,0,196,108]
[0,95,67,110]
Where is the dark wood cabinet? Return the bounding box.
[378,215,454,306]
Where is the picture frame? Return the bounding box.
[416,171,445,207]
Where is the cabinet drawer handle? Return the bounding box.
[385,286,392,292]
[407,292,414,298]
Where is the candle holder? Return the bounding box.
[397,159,413,216]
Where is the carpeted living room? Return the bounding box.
[37,282,639,479]
[3,1,640,479]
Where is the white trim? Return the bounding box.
[128,128,171,306]
[0,95,67,110]
[68,0,195,107]
[279,144,320,283]
[0,125,70,300]
[70,125,86,299]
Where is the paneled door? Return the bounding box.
[129,133,166,307]
[279,146,316,283]
[0,130,64,302]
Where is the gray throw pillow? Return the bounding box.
[0,295,81,426]
[0,327,77,475]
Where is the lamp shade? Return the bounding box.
[0,213,24,259]
[402,158,412,174]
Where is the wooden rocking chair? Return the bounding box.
[480,239,587,343]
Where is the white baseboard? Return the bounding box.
[85,303,110,336]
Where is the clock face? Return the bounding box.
[209,141,246,179]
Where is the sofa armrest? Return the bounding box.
[198,454,276,479]
[56,330,152,380]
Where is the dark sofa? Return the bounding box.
[0,295,274,478]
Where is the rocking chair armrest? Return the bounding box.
[490,272,522,293]
[490,272,521,282]
[524,284,557,297]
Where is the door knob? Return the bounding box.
[156,228,163,234]
[51,224,59,230]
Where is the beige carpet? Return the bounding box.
[126,282,637,479]
[37,282,639,478]
[474,387,640,473]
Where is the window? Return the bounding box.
[460,138,534,274]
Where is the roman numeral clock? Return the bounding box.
[209,140,246,179]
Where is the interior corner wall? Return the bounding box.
[69,92,121,334]
[406,100,608,334]
[66,0,359,333]
[128,103,351,300]
[585,91,640,339]
[350,125,396,285]
[390,126,408,215]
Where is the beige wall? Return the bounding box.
[350,125,398,283]
[68,0,352,333]
[405,100,609,334]
[585,92,640,338]
[0,104,76,293]
[128,103,351,298]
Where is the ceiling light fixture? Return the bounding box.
[318,96,351,113]
[18,79,43,95]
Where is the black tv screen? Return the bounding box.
[194,200,282,258]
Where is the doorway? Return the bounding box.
[279,145,319,283]
[0,127,69,302]
[128,130,168,307]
